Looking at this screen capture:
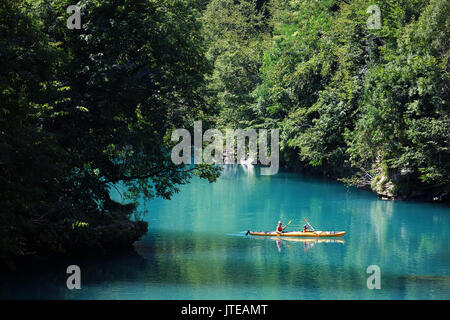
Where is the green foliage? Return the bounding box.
[252,0,448,194]
[204,0,448,195]
[202,0,270,128]
[1,0,220,266]
[347,0,449,189]
[37,0,219,204]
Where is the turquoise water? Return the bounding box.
[1,165,449,299]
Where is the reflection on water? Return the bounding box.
[1,166,449,299]
[250,235,345,253]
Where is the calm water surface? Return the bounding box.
[1,165,449,299]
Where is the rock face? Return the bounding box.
[369,166,449,203]
[31,218,149,258]
[92,220,148,251]
[374,174,396,200]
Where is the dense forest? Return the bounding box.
[1,0,448,267]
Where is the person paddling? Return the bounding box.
[276,220,291,234]
[303,218,315,232]
[276,221,285,233]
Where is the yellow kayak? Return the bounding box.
[247,230,346,237]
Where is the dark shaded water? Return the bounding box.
[1,166,449,299]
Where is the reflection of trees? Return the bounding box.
[369,200,393,245]
[258,237,345,253]
[2,220,448,299]
[133,232,367,299]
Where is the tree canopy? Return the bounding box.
[201,0,448,198]
[1,0,219,266]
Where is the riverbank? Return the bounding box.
[282,160,449,205]
[0,208,148,271]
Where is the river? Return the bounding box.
[1,165,449,299]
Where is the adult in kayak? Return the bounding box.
[276,221,287,234]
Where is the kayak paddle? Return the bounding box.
[303,218,316,231]
[284,219,293,229]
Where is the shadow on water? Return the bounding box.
[0,249,149,299]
